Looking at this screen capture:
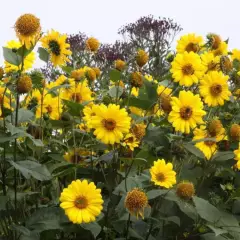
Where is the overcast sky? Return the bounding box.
[1,0,239,67]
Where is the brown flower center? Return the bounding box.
[71,154,83,164]
[180,107,193,120]
[208,61,218,71]
[156,172,166,182]
[102,118,116,131]
[72,93,82,103]
[210,84,222,96]
[126,137,134,143]
[74,196,88,209]
[182,64,194,75]
[204,140,215,146]
[185,43,199,53]
[46,105,53,113]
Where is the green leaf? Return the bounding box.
[183,143,205,159]
[212,151,234,161]
[3,47,21,66]
[108,86,124,98]
[38,47,49,63]
[147,189,169,200]
[61,66,73,74]
[81,222,101,238]
[201,233,229,240]
[109,69,121,82]
[193,196,221,223]
[7,108,34,124]
[63,99,84,116]
[9,160,51,181]
[207,224,227,236]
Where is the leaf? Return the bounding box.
[3,47,21,66]
[62,99,84,116]
[183,143,205,159]
[207,225,227,236]
[144,79,158,102]
[9,160,51,181]
[81,222,101,238]
[38,47,49,63]
[147,189,169,200]
[212,151,234,162]
[201,233,229,240]
[193,196,221,223]
[7,108,34,124]
[61,66,73,74]
[108,86,124,98]
[109,69,121,82]
[11,225,31,236]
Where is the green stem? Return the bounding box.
[125,213,131,240]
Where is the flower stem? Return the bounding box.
[125,213,131,240]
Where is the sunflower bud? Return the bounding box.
[86,37,100,52]
[17,75,32,94]
[220,56,232,73]
[131,123,146,140]
[207,33,221,50]
[130,72,143,88]
[115,59,126,71]
[86,68,96,81]
[92,67,101,78]
[160,94,172,114]
[230,124,240,141]
[207,119,223,137]
[176,181,195,200]
[136,49,149,67]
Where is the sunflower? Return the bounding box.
[176,33,203,53]
[234,144,240,169]
[157,85,172,114]
[61,81,93,104]
[24,89,42,110]
[171,52,205,87]
[150,159,176,188]
[64,148,92,165]
[86,37,100,52]
[125,188,148,219]
[201,52,220,72]
[121,133,140,151]
[193,125,217,160]
[90,104,131,144]
[211,41,228,56]
[115,59,126,71]
[41,30,72,66]
[17,75,32,94]
[83,104,98,129]
[136,49,149,67]
[129,106,144,116]
[60,180,103,224]
[230,124,240,141]
[36,94,62,120]
[207,119,227,141]
[131,123,146,140]
[4,40,35,73]
[131,87,139,97]
[0,87,11,117]
[199,71,231,107]
[168,91,206,134]
[231,49,240,61]
[176,181,195,200]
[14,13,41,49]
[71,68,85,82]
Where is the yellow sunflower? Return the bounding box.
[71,68,86,82]
[121,133,140,151]
[231,49,240,61]
[4,40,35,73]
[83,104,98,129]
[131,123,146,140]
[211,41,228,56]
[129,106,144,116]
[234,144,240,169]
[199,71,231,107]
[61,80,93,104]
[64,148,92,165]
[41,30,72,66]
[150,159,176,188]
[171,52,205,86]
[14,13,41,49]
[168,91,206,134]
[24,89,42,110]
[201,52,220,72]
[90,104,131,144]
[176,33,203,53]
[0,87,11,117]
[193,125,217,160]
[60,180,103,224]
[157,85,172,115]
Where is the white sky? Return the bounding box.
[1,0,239,67]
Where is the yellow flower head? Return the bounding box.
[61,80,93,104]
[201,52,220,72]
[176,33,203,53]
[207,119,226,140]
[90,104,131,144]
[17,75,32,94]
[131,87,139,97]
[168,91,206,134]
[129,106,144,116]
[41,30,72,66]
[136,49,149,67]
[234,144,240,168]
[171,52,205,87]
[14,13,41,49]
[220,55,232,73]
[83,104,98,128]
[85,67,96,81]
[230,124,240,141]
[60,180,103,224]
[130,72,143,88]
[211,41,228,56]
[199,71,231,107]
[4,40,35,73]
[125,188,148,219]
[55,75,72,86]
[24,89,42,110]
[207,33,222,50]
[0,87,11,118]
[86,37,100,52]
[121,133,140,151]
[115,59,126,71]
[92,67,101,78]
[71,68,85,82]
[193,125,217,160]
[231,49,240,61]
[0,67,4,79]
[176,181,195,200]
[64,148,92,165]
[150,159,176,188]
[157,85,172,114]
[131,123,146,140]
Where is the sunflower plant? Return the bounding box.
[0,13,240,240]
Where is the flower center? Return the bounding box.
[182,64,194,75]
[180,107,193,120]
[48,40,61,56]
[71,154,83,164]
[185,43,199,53]
[156,172,166,182]
[102,118,116,131]
[210,84,222,96]
[204,140,215,146]
[208,61,218,71]
[74,196,88,209]
[126,137,134,143]
[46,105,52,113]
[71,93,82,103]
